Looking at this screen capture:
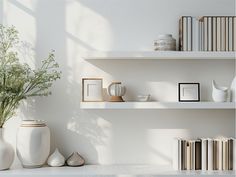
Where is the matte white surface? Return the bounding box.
[0,0,235,166]
[80,102,235,109]
[0,165,235,177]
[83,51,236,60]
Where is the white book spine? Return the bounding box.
[218,139,223,170]
[204,17,208,51]
[233,138,236,170]
[187,17,192,51]
[207,139,213,170]
[172,138,179,170]
[201,139,207,170]
[183,17,188,51]
[192,17,199,51]
[228,17,233,51]
[208,17,212,51]
[233,17,236,51]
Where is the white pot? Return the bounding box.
[108,82,126,102]
[0,128,14,170]
[154,34,176,51]
[47,148,65,167]
[16,120,50,168]
[230,76,236,102]
[212,80,228,102]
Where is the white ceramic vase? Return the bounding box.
[0,128,14,170]
[212,80,228,102]
[108,82,126,102]
[16,120,50,168]
[47,148,65,167]
[230,76,236,102]
[154,34,176,51]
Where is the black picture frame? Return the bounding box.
[178,83,200,102]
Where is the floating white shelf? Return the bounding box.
[83,51,236,60]
[1,165,235,177]
[80,102,235,110]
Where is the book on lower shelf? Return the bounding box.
[172,137,236,171]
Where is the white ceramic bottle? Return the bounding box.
[0,128,14,170]
[212,80,228,102]
[16,120,50,168]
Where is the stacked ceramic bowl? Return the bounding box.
[154,34,176,51]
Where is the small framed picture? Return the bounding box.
[178,83,200,102]
[82,78,103,102]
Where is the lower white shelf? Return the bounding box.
[80,102,235,109]
[0,165,235,177]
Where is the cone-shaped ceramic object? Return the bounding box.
[66,152,85,167]
[47,148,65,167]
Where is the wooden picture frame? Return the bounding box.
[178,83,200,102]
[82,78,103,102]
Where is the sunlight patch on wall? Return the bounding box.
[147,129,191,165]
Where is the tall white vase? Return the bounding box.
[230,76,236,102]
[0,128,14,170]
[16,120,50,168]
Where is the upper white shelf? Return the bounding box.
[82,51,236,60]
[80,102,235,110]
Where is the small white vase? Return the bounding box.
[108,82,126,102]
[230,76,236,102]
[0,128,14,170]
[212,80,228,102]
[47,148,65,167]
[16,120,50,168]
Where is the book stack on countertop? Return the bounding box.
[172,137,236,171]
[179,16,236,51]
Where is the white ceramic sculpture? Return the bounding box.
[0,128,14,170]
[66,152,85,167]
[16,120,50,168]
[47,148,65,167]
[154,34,176,51]
[230,76,236,102]
[108,82,126,102]
[212,80,228,102]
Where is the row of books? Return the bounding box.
[172,138,236,171]
[179,16,236,51]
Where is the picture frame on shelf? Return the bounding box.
[178,83,200,102]
[82,78,103,102]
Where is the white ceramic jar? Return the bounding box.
[16,120,50,168]
[108,82,126,102]
[212,80,228,102]
[0,128,14,170]
[154,34,176,51]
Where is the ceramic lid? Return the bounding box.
[21,120,46,127]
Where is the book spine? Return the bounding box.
[228,17,233,51]
[201,139,207,170]
[233,17,236,51]
[207,139,213,170]
[233,138,236,170]
[187,141,191,170]
[212,17,217,51]
[192,17,199,51]
[222,139,229,170]
[183,17,188,51]
[216,17,221,51]
[208,17,212,51]
[204,17,208,51]
[195,141,202,170]
[187,17,192,51]
[179,17,183,51]
[225,17,229,51]
[221,17,226,51]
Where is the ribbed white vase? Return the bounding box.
[16,120,50,168]
[0,128,14,170]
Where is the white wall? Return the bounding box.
[0,0,235,167]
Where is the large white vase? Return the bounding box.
[16,120,50,168]
[0,128,14,170]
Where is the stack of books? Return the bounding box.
[179,16,236,51]
[172,138,236,171]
